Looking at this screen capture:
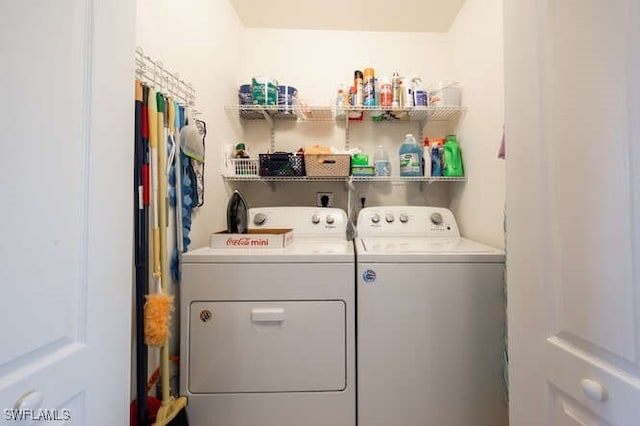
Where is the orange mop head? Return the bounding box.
[144,293,174,347]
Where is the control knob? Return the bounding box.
[326,215,335,224]
[371,213,380,224]
[399,213,409,223]
[430,212,443,225]
[311,214,321,224]
[253,213,267,225]
[385,213,394,223]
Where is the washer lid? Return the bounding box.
[182,238,354,264]
[356,237,504,263]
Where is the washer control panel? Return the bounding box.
[249,207,348,236]
[357,206,460,237]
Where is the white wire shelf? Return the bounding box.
[135,47,197,109]
[225,105,331,121]
[225,104,465,123]
[222,175,466,183]
[351,176,466,182]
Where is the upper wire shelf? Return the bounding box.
[224,105,465,123]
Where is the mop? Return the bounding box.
[150,93,187,426]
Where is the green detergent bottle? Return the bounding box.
[443,134,464,177]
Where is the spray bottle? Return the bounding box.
[423,136,431,177]
[354,70,364,107]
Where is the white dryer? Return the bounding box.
[180,207,355,426]
[355,206,507,426]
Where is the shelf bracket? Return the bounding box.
[260,107,274,127]
[345,176,355,193]
[418,117,427,142]
[344,114,350,151]
[270,125,275,152]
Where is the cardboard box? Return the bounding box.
[210,229,294,249]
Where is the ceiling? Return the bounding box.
[229,0,466,33]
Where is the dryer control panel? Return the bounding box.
[357,206,460,237]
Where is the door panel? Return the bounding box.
[1,0,88,368]
[189,301,346,393]
[505,0,640,424]
[0,1,134,424]
[552,386,613,426]
[544,0,636,362]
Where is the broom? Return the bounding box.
[133,79,149,426]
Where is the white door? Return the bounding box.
[0,1,134,425]
[505,0,640,425]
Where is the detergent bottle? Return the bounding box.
[399,133,422,177]
[442,134,464,177]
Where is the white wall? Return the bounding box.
[446,0,505,248]
[237,22,505,243]
[134,0,505,255]
[137,0,245,249]
[238,29,455,212]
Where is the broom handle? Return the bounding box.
[134,80,148,426]
[148,89,161,280]
[157,92,168,293]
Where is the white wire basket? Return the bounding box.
[225,158,259,177]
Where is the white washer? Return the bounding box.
[180,207,355,426]
[355,206,507,426]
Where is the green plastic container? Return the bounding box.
[252,76,278,106]
[442,134,464,177]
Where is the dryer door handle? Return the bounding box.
[251,308,285,322]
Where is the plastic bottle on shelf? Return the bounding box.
[373,145,391,176]
[399,133,423,177]
[348,85,363,121]
[391,72,401,108]
[412,77,428,107]
[372,77,383,121]
[402,75,415,108]
[363,68,376,107]
[380,76,392,108]
[335,84,345,119]
[423,136,431,177]
[431,140,442,177]
[442,134,464,177]
[354,70,364,107]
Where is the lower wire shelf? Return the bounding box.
[222,175,466,183]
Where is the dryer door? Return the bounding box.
[189,300,346,393]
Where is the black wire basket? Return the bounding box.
[259,153,306,177]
